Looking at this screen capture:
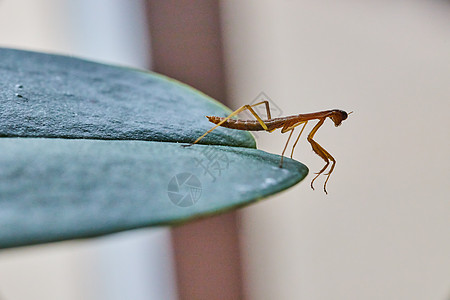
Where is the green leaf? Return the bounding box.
[0,138,307,249]
[0,48,308,248]
[0,48,254,148]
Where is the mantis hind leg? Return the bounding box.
[250,100,272,119]
[187,101,273,146]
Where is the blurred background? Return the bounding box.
[0,0,449,299]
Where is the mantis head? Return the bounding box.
[330,109,352,127]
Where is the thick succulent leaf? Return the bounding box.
[0,48,308,248]
[0,138,307,249]
[0,48,255,148]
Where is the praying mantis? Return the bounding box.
[186,101,351,194]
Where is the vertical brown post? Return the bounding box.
[146,1,244,299]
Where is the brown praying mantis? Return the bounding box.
[186,101,351,194]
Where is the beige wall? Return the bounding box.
[221,1,450,299]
